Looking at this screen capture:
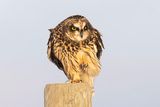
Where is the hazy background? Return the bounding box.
[0,0,160,107]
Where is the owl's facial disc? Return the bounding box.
[66,20,91,42]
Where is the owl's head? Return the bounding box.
[63,15,93,42]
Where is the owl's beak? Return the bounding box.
[80,31,83,38]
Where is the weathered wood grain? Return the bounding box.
[44,83,92,107]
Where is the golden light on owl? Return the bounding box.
[47,15,104,88]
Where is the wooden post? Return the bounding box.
[44,83,92,107]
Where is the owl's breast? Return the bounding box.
[76,46,97,63]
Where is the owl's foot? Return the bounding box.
[80,63,88,72]
[71,80,82,83]
[66,79,82,83]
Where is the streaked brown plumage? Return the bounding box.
[47,15,104,88]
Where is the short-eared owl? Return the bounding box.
[47,15,104,88]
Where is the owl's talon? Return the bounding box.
[71,80,82,83]
[80,64,88,72]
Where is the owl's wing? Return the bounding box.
[93,29,104,59]
[47,29,64,70]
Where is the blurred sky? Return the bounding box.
[0,0,160,107]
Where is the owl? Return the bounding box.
[47,15,104,88]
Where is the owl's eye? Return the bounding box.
[71,26,77,31]
[84,26,88,30]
